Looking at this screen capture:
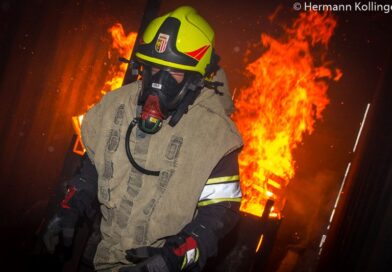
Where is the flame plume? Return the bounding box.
[72,24,136,155]
[233,12,342,217]
[101,23,137,94]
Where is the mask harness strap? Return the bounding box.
[125,118,160,176]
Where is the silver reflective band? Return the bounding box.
[152,82,162,89]
[186,248,197,264]
[199,181,242,201]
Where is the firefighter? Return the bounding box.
[43,6,243,272]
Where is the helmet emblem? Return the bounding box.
[155,33,170,53]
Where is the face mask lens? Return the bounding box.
[151,67,184,83]
[146,68,187,109]
[157,72,184,98]
[139,65,196,115]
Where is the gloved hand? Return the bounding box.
[119,234,199,272]
[42,208,78,253]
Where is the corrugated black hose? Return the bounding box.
[125,118,160,176]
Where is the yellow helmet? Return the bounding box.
[136,6,215,76]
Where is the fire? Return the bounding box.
[101,23,137,94]
[72,23,137,155]
[233,11,341,217]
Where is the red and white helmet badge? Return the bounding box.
[155,33,170,53]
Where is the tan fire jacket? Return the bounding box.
[81,70,243,271]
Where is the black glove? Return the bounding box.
[43,204,79,253]
[119,234,200,272]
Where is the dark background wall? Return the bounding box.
[0,0,391,270]
[318,46,392,272]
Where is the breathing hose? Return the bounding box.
[125,118,160,176]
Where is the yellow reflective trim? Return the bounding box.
[206,175,240,185]
[195,248,200,263]
[198,197,242,207]
[136,52,200,73]
[181,254,187,270]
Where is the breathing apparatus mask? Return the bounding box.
[137,64,203,134]
[125,64,204,176]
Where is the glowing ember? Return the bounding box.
[72,23,137,154]
[232,12,341,217]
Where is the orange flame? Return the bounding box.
[101,23,137,95]
[233,12,341,217]
[72,23,136,154]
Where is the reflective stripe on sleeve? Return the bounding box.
[198,197,242,207]
[206,175,240,185]
[198,179,242,206]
